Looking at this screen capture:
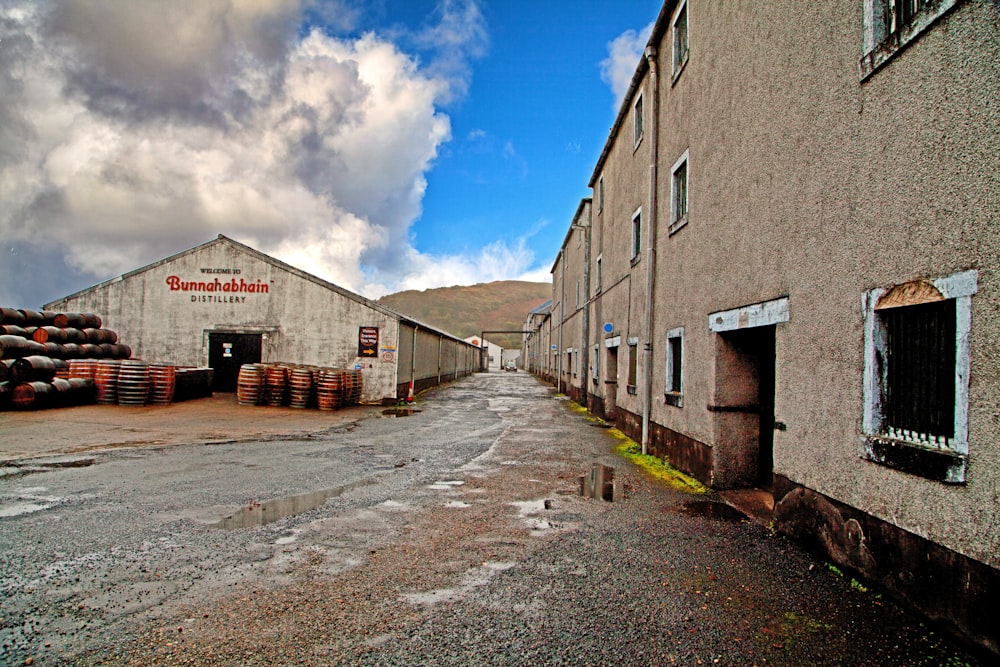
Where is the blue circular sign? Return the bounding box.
[603,322,613,333]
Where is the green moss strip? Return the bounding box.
[611,429,710,495]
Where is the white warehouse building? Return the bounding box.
[45,235,481,403]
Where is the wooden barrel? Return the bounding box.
[236,364,264,406]
[32,326,66,344]
[94,360,121,404]
[0,307,26,325]
[12,381,54,410]
[42,342,63,358]
[18,309,46,326]
[11,355,57,383]
[0,380,12,409]
[117,360,150,406]
[53,312,102,329]
[60,377,97,407]
[0,324,28,337]
[83,328,118,344]
[60,342,82,359]
[287,366,314,408]
[0,335,29,359]
[148,364,176,405]
[263,364,288,406]
[0,359,13,383]
[69,358,98,380]
[80,343,103,358]
[315,369,343,411]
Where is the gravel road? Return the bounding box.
[0,372,985,666]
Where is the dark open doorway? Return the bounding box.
[208,332,263,392]
[712,325,776,489]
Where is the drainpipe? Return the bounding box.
[641,45,660,455]
[558,250,565,394]
[575,210,592,406]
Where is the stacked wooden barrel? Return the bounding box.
[1,307,208,410]
[236,363,363,410]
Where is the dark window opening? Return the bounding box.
[882,298,956,443]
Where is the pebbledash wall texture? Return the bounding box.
[531,0,999,656]
[46,235,481,404]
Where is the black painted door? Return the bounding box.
[208,333,262,391]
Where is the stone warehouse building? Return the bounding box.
[530,0,999,655]
[46,235,482,403]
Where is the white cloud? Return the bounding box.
[0,0,537,310]
[600,22,654,111]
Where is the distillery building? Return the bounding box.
[44,235,481,403]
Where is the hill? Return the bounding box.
[377,281,551,349]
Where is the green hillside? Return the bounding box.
[377,281,551,349]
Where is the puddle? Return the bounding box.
[428,480,465,491]
[0,501,55,518]
[444,501,470,508]
[401,561,516,607]
[382,408,421,417]
[680,500,748,522]
[214,479,370,529]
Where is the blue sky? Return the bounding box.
[0,0,660,307]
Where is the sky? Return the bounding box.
[0,0,660,308]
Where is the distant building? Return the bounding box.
[465,336,503,371]
[46,235,481,403]
[521,299,552,380]
[529,0,999,655]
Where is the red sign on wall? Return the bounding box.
[358,326,379,357]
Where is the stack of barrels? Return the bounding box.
[236,363,362,410]
[1,307,211,410]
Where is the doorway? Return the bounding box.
[712,325,776,489]
[208,332,263,392]
[604,344,619,420]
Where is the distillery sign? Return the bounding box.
[166,269,270,303]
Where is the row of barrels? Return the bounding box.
[1,307,103,329]
[1,359,214,410]
[236,364,363,410]
[0,335,132,361]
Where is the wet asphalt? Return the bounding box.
[0,371,987,666]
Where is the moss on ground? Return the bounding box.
[610,429,710,495]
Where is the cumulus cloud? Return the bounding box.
[600,22,653,111]
[0,0,512,309]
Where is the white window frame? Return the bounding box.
[669,150,689,235]
[665,327,684,407]
[861,269,977,484]
[631,207,642,262]
[671,0,689,81]
[860,0,960,80]
[633,93,644,149]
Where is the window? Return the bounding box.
[860,0,960,80]
[595,255,603,294]
[665,327,683,407]
[672,0,689,80]
[592,344,600,384]
[633,93,643,148]
[598,175,604,212]
[627,338,639,394]
[862,270,978,484]
[669,150,689,235]
[631,208,642,261]
[576,280,581,307]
